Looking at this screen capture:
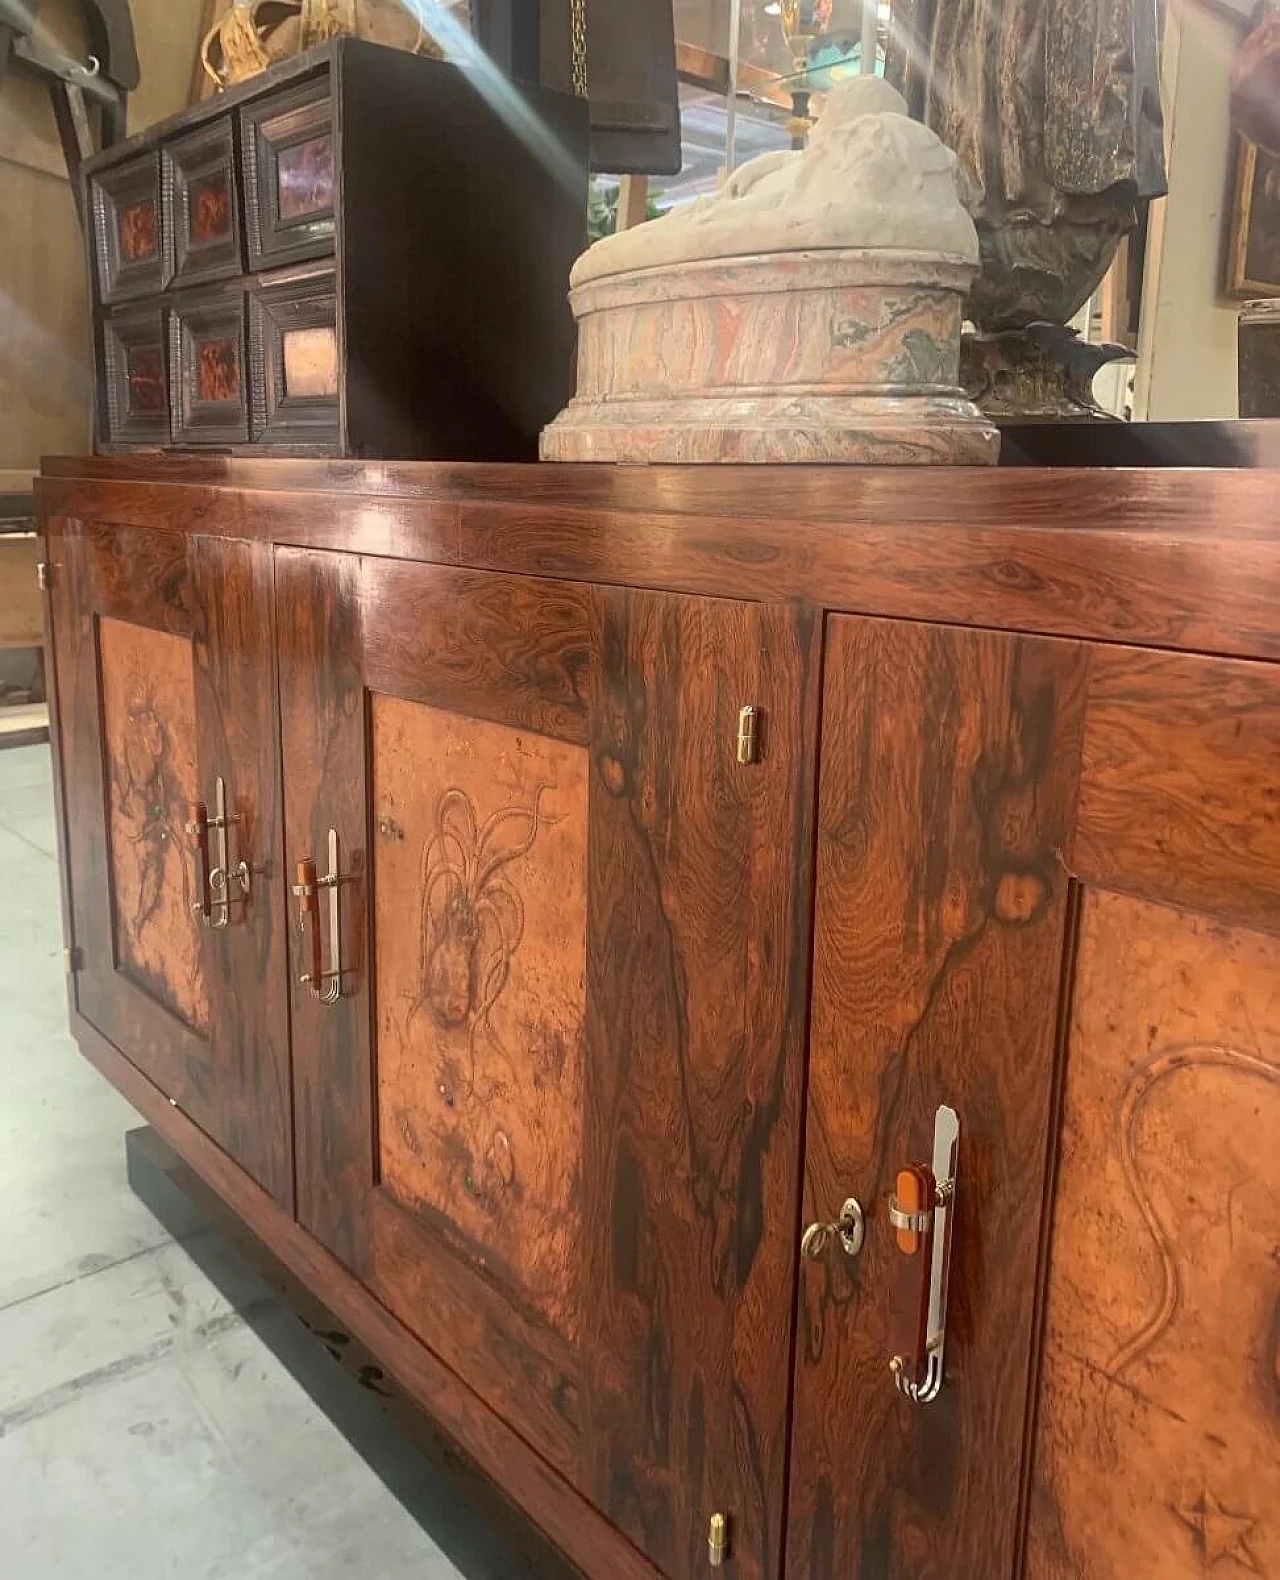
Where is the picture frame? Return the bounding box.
[1226,136,1280,298]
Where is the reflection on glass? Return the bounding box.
[278,135,335,221]
[282,327,339,398]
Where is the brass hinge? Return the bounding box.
[37,561,53,591]
[64,945,83,973]
[736,704,760,765]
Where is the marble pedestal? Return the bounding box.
[540,250,999,465]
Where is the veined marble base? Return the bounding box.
[541,391,999,464]
[541,250,998,466]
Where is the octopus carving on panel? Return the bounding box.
[372,696,587,1340]
[100,617,208,1034]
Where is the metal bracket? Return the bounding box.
[888,1104,960,1405]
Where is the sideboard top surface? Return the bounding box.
[37,449,1280,665]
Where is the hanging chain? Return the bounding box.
[570,0,588,98]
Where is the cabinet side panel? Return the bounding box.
[276,545,371,1265]
[787,616,1087,1579]
[1025,889,1280,1579]
[582,591,820,1580]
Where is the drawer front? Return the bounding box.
[242,76,336,271]
[164,115,244,289]
[90,151,171,305]
[102,301,172,445]
[170,284,250,445]
[249,264,340,448]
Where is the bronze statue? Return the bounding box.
[888,0,1167,332]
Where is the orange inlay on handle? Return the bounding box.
[187,800,211,920]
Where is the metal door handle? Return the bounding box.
[888,1103,960,1405]
[292,828,344,1005]
[187,776,250,928]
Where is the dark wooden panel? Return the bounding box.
[360,560,592,745]
[276,545,371,1265]
[70,1009,664,1580]
[366,1190,581,1480]
[37,464,1280,662]
[1025,890,1280,1578]
[786,616,1087,1579]
[189,533,292,1206]
[582,591,820,1580]
[85,519,191,634]
[1074,646,1280,932]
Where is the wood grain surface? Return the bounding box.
[85,519,191,635]
[36,458,1280,662]
[786,615,1087,1579]
[372,694,588,1341]
[275,545,371,1268]
[189,533,293,1205]
[582,590,820,1580]
[99,614,207,1034]
[1074,646,1280,933]
[1025,890,1280,1579]
[360,560,592,746]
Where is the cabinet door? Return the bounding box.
[47,516,291,1204]
[1022,647,1280,1579]
[785,615,1088,1578]
[276,550,819,1580]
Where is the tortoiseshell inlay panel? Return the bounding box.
[99,616,208,1035]
[118,198,158,262]
[372,694,587,1340]
[197,336,240,402]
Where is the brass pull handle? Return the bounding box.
[292,828,344,1005]
[888,1103,960,1405]
[186,800,211,921]
[801,1196,866,1261]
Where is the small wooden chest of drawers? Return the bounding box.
[86,40,588,459]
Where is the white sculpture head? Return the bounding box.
[572,72,980,287]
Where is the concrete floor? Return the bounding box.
[0,743,560,1580]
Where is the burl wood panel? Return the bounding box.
[786,616,1087,1579]
[99,615,208,1035]
[1026,890,1280,1579]
[1074,646,1280,933]
[582,591,820,1580]
[372,694,587,1341]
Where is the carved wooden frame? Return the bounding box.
[169,283,250,446]
[248,263,341,449]
[241,74,336,271]
[101,300,171,446]
[164,113,244,290]
[90,149,171,305]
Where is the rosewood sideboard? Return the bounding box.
[36,453,1280,1580]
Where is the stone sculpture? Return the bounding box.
[541,75,998,465]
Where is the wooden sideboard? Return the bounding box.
[36,454,1280,1580]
